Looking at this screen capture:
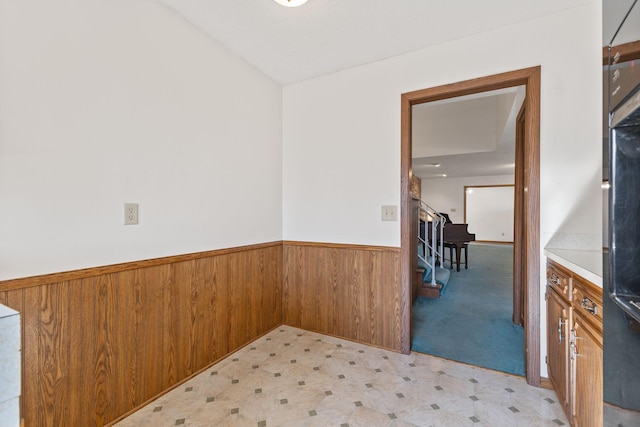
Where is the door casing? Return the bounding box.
[400,67,541,386]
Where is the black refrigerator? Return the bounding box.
[606,1,640,424]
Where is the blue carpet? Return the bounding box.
[411,243,525,376]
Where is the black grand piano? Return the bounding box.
[443,223,476,271]
[423,220,476,271]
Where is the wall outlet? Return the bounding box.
[381,205,398,221]
[124,203,139,225]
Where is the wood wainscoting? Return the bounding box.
[282,241,402,351]
[0,242,283,427]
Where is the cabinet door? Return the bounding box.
[547,288,571,417]
[571,315,603,427]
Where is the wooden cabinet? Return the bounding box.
[546,259,603,427]
[547,287,571,416]
[571,275,603,427]
[548,261,571,300]
[572,308,603,427]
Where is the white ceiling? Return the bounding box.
[154,0,634,182]
[158,0,593,85]
[412,87,525,180]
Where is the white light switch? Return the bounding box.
[124,203,139,225]
[381,205,398,221]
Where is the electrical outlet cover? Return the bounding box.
[381,205,398,221]
[124,203,139,225]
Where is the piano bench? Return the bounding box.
[444,242,469,271]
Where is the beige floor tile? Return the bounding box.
[114,325,569,427]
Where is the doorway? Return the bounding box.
[399,67,541,386]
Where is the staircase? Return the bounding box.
[416,201,450,298]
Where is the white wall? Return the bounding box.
[0,0,283,280]
[422,175,514,224]
[466,186,515,242]
[283,3,602,376]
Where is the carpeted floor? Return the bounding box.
[411,243,525,376]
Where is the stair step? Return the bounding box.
[421,267,450,298]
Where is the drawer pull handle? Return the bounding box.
[570,329,578,360]
[549,273,562,286]
[557,316,565,343]
[581,297,598,315]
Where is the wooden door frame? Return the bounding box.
[513,103,526,326]
[400,67,541,386]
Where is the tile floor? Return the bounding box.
[114,325,568,427]
[604,403,640,427]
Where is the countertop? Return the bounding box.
[544,248,603,287]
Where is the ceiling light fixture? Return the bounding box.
[274,0,308,7]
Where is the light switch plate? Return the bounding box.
[124,203,139,225]
[381,205,398,221]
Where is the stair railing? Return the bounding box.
[417,201,446,285]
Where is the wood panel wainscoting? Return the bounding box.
[0,242,283,427]
[282,241,402,352]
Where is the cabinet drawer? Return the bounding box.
[572,275,603,331]
[547,262,571,301]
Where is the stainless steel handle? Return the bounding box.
[581,297,598,315]
[549,273,561,286]
[557,316,565,343]
[571,342,579,359]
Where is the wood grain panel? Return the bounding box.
[168,261,195,384]
[546,287,570,418]
[572,312,603,427]
[211,255,231,361]
[41,283,70,426]
[0,242,282,427]
[282,243,401,351]
[136,267,169,406]
[94,274,113,425]
[22,287,47,426]
[67,277,99,425]
[189,258,215,374]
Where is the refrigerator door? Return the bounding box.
[610,85,640,324]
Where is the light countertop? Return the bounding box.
[544,248,603,287]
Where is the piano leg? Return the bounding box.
[455,245,462,272]
[463,245,468,269]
